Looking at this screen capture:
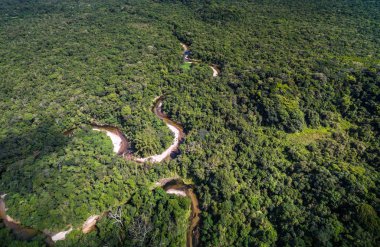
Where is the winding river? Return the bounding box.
[0,97,197,247]
[89,97,200,246]
[158,179,201,247]
[0,42,216,246]
[134,96,184,163]
[181,42,219,77]
[0,194,55,245]
[0,195,37,240]
[92,96,184,163]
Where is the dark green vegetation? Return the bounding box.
[55,188,190,247]
[1,0,379,246]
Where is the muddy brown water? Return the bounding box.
[92,96,184,161]
[0,197,54,245]
[1,97,197,246]
[152,96,185,145]
[163,180,200,247]
[91,125,130,155]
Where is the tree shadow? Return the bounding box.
[0,119,70,178]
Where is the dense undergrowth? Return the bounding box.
[0,0,379,246]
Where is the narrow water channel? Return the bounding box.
[1,42,204,246]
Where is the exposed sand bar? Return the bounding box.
[0,194,40,240]
[82,215,100,234]
[50,227,73,242]
[181,43,189,53]
[134,118,180,163]
[93,128,122,153]
[210,66,219,77]
[166,189,187,197]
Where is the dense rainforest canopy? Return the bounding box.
[0,0,379,246]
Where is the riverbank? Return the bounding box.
[210,65,219,77]
[0,45,196,247]
[0,195,39,241]
[92,97,184,163]
[1,193,104,244]
[161,179,201,247]
[181,42,219,77]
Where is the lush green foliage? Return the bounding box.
[56,188,190,247]
[0,0,379,246]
